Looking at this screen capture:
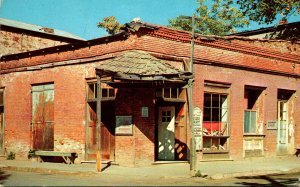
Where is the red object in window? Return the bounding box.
[203,122,220,132]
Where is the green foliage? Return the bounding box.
[97,16,122,35]
[237,0,300,24]
[168,0,250,36]
[6,151,15,160]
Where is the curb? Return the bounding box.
[1,165,98,176]
[2,164,300,180]
[209,168,300,180]
[0,165,191,178]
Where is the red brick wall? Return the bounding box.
[264,86,278,156]
[114,88,155,166]
[194,64,300,159]
[2,33,299,77]
[0,29,300,163]
[0,62,102,160]
[231,39,300,56]
[294,95,300,148]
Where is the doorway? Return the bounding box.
[86,101,115,161]
[277,100,288,155]
[157,106,175,160]
[31,84,54,151]
[277,90,294,155]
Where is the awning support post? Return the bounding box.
[96,74,102,172]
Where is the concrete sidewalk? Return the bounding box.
[1,156,300,180]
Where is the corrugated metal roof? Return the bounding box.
[96,50,191,80]
[0,18,85,41]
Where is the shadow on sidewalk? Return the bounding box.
[101,161,111,172]
[0,169,11,184]
[235,174,299,186]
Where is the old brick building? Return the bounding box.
[0,21,299,166]
[0,18,85,56]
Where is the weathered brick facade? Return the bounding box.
[0,29,67,55]
[0,22,299,166]
[0,18,84,56]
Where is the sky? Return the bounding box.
[0,0,299,40]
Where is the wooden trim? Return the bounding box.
[203,150,229,154]
[204,81,230,94]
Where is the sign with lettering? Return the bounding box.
[116,116,133,135]
[193,107,202,150]
[267,121,277,130]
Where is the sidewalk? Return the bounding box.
[1,156,300,180]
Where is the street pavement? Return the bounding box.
[1,155,300,180]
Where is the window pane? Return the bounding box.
[88,83,97,99]
[102,89,108,98]
[221,95,227,108]
[250,111,256,133]
[280,120,287,130]
[203,138,211,148]
[280,121,287,143]
[282,111,287,120]
[109,89,115,97]
[203,107,211,121]
[171,88,178,98]
[211,108,220,122]
[204,93,211,107]
[212,94,219,107]
[166,111,171,117]
[244,111,250,133]
[221,109,227,122]
[221,122,228,135]
[164,88,171,98]
[244,111,257,133]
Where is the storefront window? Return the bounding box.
[203,92,229,152]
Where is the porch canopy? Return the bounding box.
[95,50,192,88]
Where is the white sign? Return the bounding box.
[193,107,203,150]
[141,107,148,117]
[115,116,133,135]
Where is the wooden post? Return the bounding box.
[189,15,196,176]
[96,75,102,172]
[179,14,198,176]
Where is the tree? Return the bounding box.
[237,0,300,24]
[168,0,250,36]
[97,16,122,35]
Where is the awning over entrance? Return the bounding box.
[95,50,192,84]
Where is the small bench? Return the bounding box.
[295,148,300,157]
[34,151,77,164]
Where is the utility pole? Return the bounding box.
[189,15,196,176]
[96,75,102,172]
[180,15,197,176]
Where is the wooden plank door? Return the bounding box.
[32,84,54,151]
[86,102,97,160]
[158,106,175,160]
[86,101,115,161]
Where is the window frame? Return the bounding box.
[87,82,115,101]
[203,91,230,152]
[203,92,229,136]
